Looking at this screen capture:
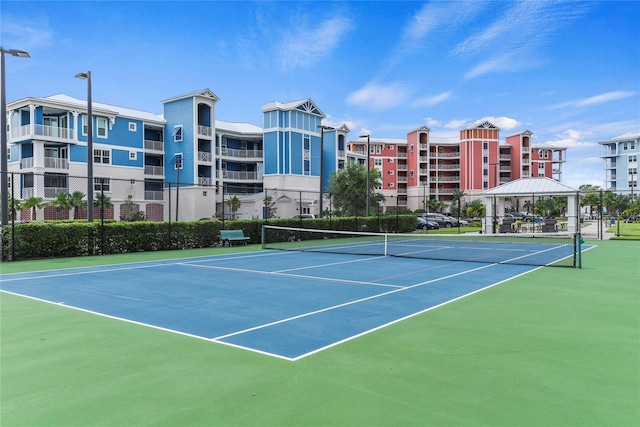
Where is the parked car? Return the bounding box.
[417,217,440,230]
[510,212,536,222]
[292,214,316,219]
[425,213,458,228]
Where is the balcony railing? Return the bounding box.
[145,191,164,201]
[433,152,460,158]
[198,125,212,137]
[10,124,75,142]
[144,165,164,176]
[198,151,212,162]
[199,177,213,186]
[522,147,530,153]
[44,187,68,198]
[144,139,164,151]
[21,158,33,169]
[44,157,69,169]
[223,170,259,180]
[218,147,263,159]
[434,164,460,170]
[397,164,407,171]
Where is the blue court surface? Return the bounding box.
[1,251,542,360]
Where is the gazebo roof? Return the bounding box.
[482,178,579,196]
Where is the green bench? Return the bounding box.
[220,229,250,247]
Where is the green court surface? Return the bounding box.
[1,239,638,426]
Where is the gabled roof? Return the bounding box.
[261,98,325,118]
[465,120,500,131]
[161,88,220,104]
[482,177,579,196]
[597,132,640,144]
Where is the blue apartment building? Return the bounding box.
[598,132,640,194]
[5,90,344,221]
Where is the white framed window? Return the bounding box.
[410,170,414,178]
[174,153,183,170]
[629,155,637,163]
[173,125,183,142]
[129,151,137,160]
[96,117,108,138]
[388,170,394,175]
[388,145,394,150]
[129,122,137,132]
[388,182,395,187]
[388,158,394,163]
[376,145,381,154]
[94,149,110,164]
[94,177,110,192]
[374,158,382,166]
[82,115,88,136]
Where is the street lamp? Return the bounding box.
[317,125,334,217]
[1,47,30,226]
[75,71,93,222]
[359,134,371,216]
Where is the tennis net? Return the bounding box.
[262,225,582,268]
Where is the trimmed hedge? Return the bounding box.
[1,215,416,261]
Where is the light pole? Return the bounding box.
[75,71,93,222]
[317,125,334,217]
[359,134,371,216]
[1,47,30,226]
[489,162,499,233]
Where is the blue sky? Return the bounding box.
[2,0,639,189]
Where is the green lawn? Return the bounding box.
[608,221,640,240]
[1,240,639,426]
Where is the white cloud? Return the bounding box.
[423,117,441,127]
[279,15,353,71]
[551,91,637,109]
[539,129,598,149]
[445,119,468,129]
[1,15,53,50]
[346,82,412,111]
[411,91,452,107]
[475,116,520,130]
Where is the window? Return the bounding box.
[388,182,395,187]
[388,145,395,150]
[388,170,394,175]
[483,168,488,176]
[483,181,488,189]
[174,154,183,170]
[129,122,137,132]
[303,135,310,175]
[629,155,637,163]
[410,144,414,152]
[409,170,414,178]
[82,115,88,135]
[374,158,382,166]
[94,177,110,192]
[94,149,110,164]
[376,145,381,154]
[483,142,488,149]
[129,151,137,160]
[96,117,108,138]
[173,125,183,142]
[483,156,488,163]
[623,142,628,150]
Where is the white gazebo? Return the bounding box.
[481,178,581,234]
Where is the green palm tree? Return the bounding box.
[49,192,72,220]
[69,191,86,219]
[451,190,466,218]
[21,196,46,221]
[226,195,241,219]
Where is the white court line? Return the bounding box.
[213,262,498,341]
[181,262,403,289]
[0,251,282,283]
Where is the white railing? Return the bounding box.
[522,159,530,165]
[21,158,34,168]
[199,177,213,186]
[434,152,460,158]
[397,188,407,194]
[145,191,164,201]
[223,170,259,180]
[434,164,460,170]
[338,150,345,158]
[144,165,164,176]
[23,188,34,198]
[218,147,263,159]
[44,187,68,198]
[522,147,530,153]
[500,154,511,159]
[144,140,164,151]
[397,164,407,170]
[198,125,212,137]
[397,176,407,183]
[10,124,75,141]
[198,151,212,162]
[44,157,69,169]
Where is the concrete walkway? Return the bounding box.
[580,220,615,240]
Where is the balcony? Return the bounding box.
[44,187,68,198]
[218,147,263,159]
[198,125,212,137]
[144,165,164,176]
[9,124,75,143]
[199,177,214,186]
[500,154,511,159]
[223,170,259,181]
[145,191,164,201]
[433,152,460,158]
[198,151,212,162]
[397,164,407,171]
[20,157,69,169]
[144,140,164,151]
[434,164,460,170]
[522,147,530,153]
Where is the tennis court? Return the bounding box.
[0,228,587,360]
[1,237,638,426]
